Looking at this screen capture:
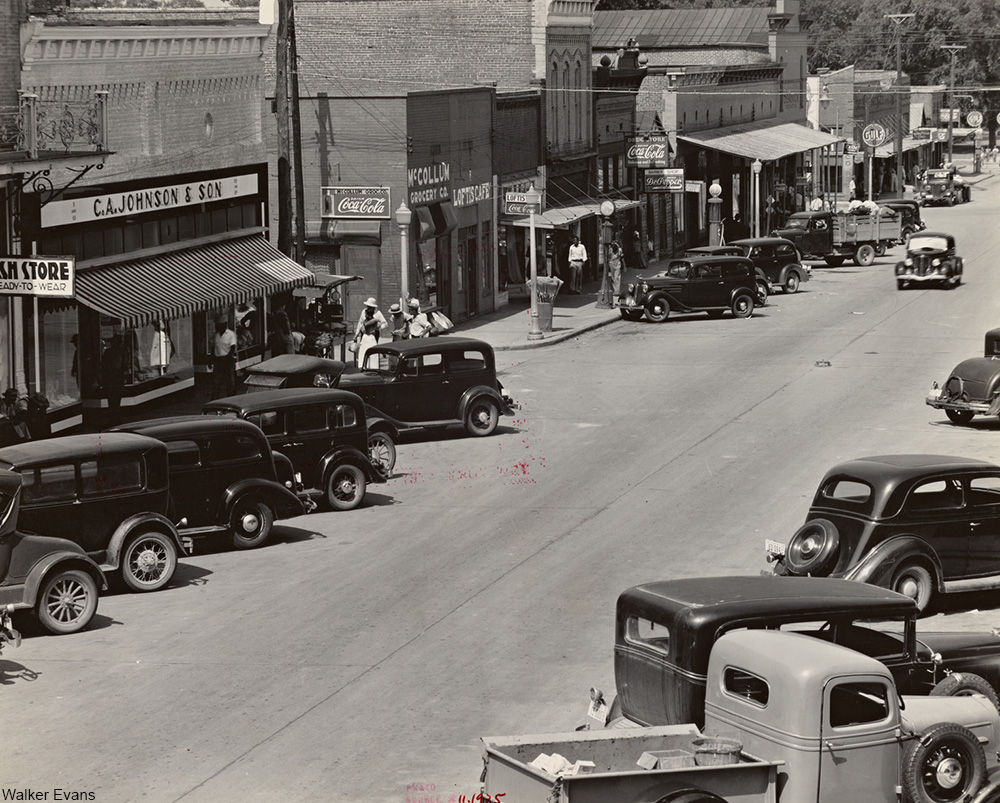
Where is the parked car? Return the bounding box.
[882,199,927,239]
[918,167,971,206]
[618,255,759,323]
[895,231,963,290]
[0,434,188,593]
[765,454,1000,612]
[242,354,396,473]
[603,575,1000,730]
[336,337,518,439]
[0,468,105,634]
[112,416,307,550]
[684,245,771,303]
[729,236,811,294]
[926,327,1000,425]
[202,388,383,511]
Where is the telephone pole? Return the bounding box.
[885,14,914,194]
[275,0,292,257]
[942,44,967,165]
[288,0,305,264]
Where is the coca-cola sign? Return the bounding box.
[321,186,391,219]
[625,135,670,169]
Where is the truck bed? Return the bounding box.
[482,726,782,803]
[832,212,901,245]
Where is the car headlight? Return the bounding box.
[932,258,941,267]
[640,282,649,294]
[904,258,912,266]
[627,282,636,295]
[895,264,904,275]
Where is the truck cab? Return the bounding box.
[773,212,832,259]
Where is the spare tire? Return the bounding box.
[784,519,840,576]
[930,673,1000,712]
[902,722,986,803]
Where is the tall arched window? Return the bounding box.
[551,60,559,145]
[563,60,571,143]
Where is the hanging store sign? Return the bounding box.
[645,168,684,193]
[966,110,984,128]
[504,192,540,216]
[407,162,451,206]
[41,173,259,228]
[321,187,391,219]
[0,256,74,297]
[625,135,670,169]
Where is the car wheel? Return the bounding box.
[121,532,178,592]
[930,673,1000,712]
[892,562,934,613]
[784,273,800,294]
[230,498,274,550]
[853,244,876,267]
[36,569,98,635]
[902,722,985,803]
[465,397,500,437]
[619,309,643,322]
[731,295,754,319]
[824,256,846,267]
[645,297,670,323]
[945,409,975,426]
[875,244,887,257]
[784,519,839,576]
[325,464,366,511]
[368,430,397,474]
[756,279,769,305]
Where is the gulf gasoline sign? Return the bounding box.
[0,256,75,297]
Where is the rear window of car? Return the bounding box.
[775,244,796,258]
[248,410,283,436]
[821,479,873,508]
[81,456,143,498]
[205,434,261,464]
[330,403,358,429]
[21,464,76,503]
[624,616,670,656]
[450,351,486,373]
[724,668,769,706]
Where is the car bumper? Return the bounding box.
[926,393,1000,416]
[899,272,952,283]
[502,394,520,414]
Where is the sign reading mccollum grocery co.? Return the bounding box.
[41,174,260,228]
[0,256,74,297]
[321,187,391,219]
[625,135,670,169]
[407,162,451,206]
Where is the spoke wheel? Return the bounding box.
[645,297,670,323]
[121,532,177,592]
[325,464,366,511]
[230,498,273,550]
[368,431,397,473]
[465,398,499,437]
[37,569,98,635]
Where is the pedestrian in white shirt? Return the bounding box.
[567,236,587,294]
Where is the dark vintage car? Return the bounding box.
[765,454,1000,613]
[112,416,307,550]
[202,388,383,511]
[895,231,963,290]
[882,199,927,239]
[926,328,1000,425]
[601,575,1000,729]
[918,167,971,207]
[0,469,106,634]
[683,245,771,303]
[0,434,188,593]
[618,255,759,323]
[242,354,396,473]
[338,337,518,439]
[729,237,811,294]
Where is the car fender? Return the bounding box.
[319,445,381,484]
[105,513,186,570]
[644,289,687,312]
[842,535,943,591]
[19,552,106,610]
[728,286,757,305]
[956,256,964,275]
[458,385,509,420]
[223,479,305,521]
[366,414,400,441]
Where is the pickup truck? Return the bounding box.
[482,629,1000,803]
[918,167,971,207]
[773,210,902,267]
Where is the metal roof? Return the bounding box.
[593,8,771,49]
[678,121,844,161]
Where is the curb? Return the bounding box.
[494,311,622,351]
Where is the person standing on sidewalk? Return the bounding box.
[567,236,587,294]
[211,315,238,399]
[607,240,624,304]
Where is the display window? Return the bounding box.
[23,300,81,410]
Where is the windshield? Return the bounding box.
[781,216,809,231]
[909,236,949,252]
[362,352,399,373]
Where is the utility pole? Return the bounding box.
[942,44,967,165]
[885,14,914,195]
[288,0,306,264]
[275,0,292,257]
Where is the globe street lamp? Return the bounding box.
[596,199,617,309]
[395,201,412,307]
[525,183,544,342]
[751,160,763,237]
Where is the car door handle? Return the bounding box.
[970,521,982,528]
[286,442,304,447]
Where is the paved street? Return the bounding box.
[4,175,1000,803]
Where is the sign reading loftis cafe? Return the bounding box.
[625,135,670,169]
[41,173,260,228]
[0,256,74,297]
[321,187,391,219]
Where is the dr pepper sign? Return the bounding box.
[0,256,74,298]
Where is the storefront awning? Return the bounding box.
[678,121,844,161]
[75,235,314,328]
[509,199,644,230]
[874,136,932,158]
[306,219,382,245]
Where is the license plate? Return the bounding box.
[587,699,609,722]
[765,538,786,556]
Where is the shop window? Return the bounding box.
[123,222,143,252]
[83,229,104,259]
[132,315,194,383]
[235,300,262,355]
[23,300,81,410]
[22,464,76,503]
[81,456,143,497]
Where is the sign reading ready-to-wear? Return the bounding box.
[0,256,74,297]
[321,187,391,219]
[504,192,540,216]
[625,135,670,168]
[645,168,684,192]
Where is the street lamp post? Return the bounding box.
[886,14,915,196]
[942,44,967,165]
[751,160,763,238]
[525,183,544,342]
[596,200,616,309]
[395,202,412,307]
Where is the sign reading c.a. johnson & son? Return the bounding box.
[0,256,75,298]
[321,187,391,219]
[625,135,670,169]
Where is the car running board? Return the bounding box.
[943,575,1000,593]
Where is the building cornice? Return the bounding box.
[21,21,268,68]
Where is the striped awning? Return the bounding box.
[75,236,314,328]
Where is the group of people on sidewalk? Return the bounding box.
[351,297,435,367]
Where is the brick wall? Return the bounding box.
[0,0,24,111]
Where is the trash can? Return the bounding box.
[537,300,553,332]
